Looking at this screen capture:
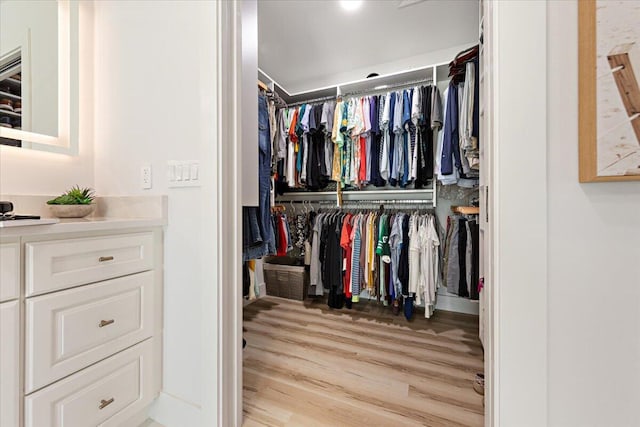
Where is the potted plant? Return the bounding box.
[47,186,96,218]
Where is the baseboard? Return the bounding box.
[436,290,480,315]
[148,392,201,427]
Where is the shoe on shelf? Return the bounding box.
[0,99,13,111]
[0,116,12,128]
[14,101,21,113]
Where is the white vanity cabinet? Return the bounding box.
[0,224,163,427]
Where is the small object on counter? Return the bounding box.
[0,201,14,215]
[47,186,97,218]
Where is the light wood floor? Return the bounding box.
[243,296,484,427]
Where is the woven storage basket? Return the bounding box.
[263,262,308,301]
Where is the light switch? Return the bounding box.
[183,162,191,181]
[190,162,199,180]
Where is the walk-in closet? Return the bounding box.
[242,1,487,425]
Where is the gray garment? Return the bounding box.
[462,61,475,151]
[309,213,325,296]
[321,100,336,132]
[446,219,460,294]
[431,86,443,130]
[276,109,287,160]
[321,101,336,176]
[389,214,404,298]
[457,83,472,176]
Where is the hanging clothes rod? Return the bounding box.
[340,78,434,98]
[342,199,433,205]
[287,94,337,108]
[285,77,435,108]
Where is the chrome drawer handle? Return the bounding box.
[99,398,114,410]
[98,256,114,262]
[99,319,115,328]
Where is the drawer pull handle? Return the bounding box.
[99,319,115,328]
[99,256,114,262]
[99,398,114,410]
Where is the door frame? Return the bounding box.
[212,1,550,425]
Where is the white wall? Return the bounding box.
[0,1,94,196]
[547,2,640,426]
[92,1,217,424]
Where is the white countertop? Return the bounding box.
[0,216,165,237]
[0,195,167,237]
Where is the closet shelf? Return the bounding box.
[451,206,480,215]
[0,109,21,118]
[0,91,21,101]
[276,188,436,204]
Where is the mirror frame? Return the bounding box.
[0,0,78,155]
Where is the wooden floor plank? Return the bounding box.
[243,297,484,427]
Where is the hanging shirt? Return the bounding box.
[286,108,299,188]
[402,89,413,187]
[441,83,462,176]
[350,215,362,302]
[340,214,354,299]
[379,93,390,180]
[408,214,422,303]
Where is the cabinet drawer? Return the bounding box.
[26,271,155,393]
[0,242,20,302]
[25,339,155,427]
[25,232,154,296]
[0,300,19,427]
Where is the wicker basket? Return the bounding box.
[263,262,309,301]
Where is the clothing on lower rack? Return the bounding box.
[443,214,480,300]
[308,208,441,318]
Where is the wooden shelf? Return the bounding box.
[451,206,480,215]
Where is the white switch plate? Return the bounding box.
[141,164,152,189]
[168,160,201,187]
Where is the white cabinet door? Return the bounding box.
[0,243,20,302]
[25,339,155,427]
[0,300,19,427]
[25,232,154,296]
[25,271,155,393]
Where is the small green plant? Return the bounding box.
[47,186,95,205]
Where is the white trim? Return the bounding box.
[149,393,201,427]
[211,1,242,426]
[489,2,548,425]
[435,292,480,315]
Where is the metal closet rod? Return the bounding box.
[341,199,433,205]
[340,78,434,98]
[285,77,435,108]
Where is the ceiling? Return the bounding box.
[258,0,479,94]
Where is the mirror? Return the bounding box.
[0,0,78,154]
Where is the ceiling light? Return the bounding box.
[374,85,389,90]
[340,0,363,12]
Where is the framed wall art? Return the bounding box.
[579,0,640,182]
